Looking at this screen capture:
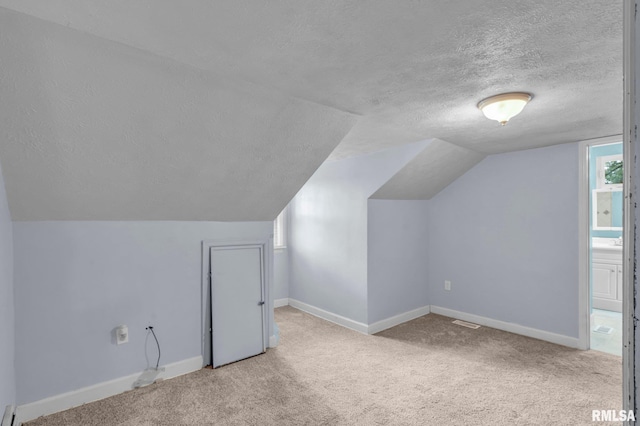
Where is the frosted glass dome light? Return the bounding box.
[477,92,532,126]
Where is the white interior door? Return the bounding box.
[210,245,265,368]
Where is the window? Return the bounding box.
[274,209,286,249]
[592,150,623,231]
[596,154,623,189]
[604,159,623,185]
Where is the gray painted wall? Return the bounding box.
[367,200,430,323]
[273,249,289,300]
[12,221,271,404]
[428,143,580,337]
[0,160,15,411]
[288,141,429,323]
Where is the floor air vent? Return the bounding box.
[593,325,613,334]
[452,320,481,329]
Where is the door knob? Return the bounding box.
[258,301,265,306]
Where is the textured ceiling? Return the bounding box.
[0,1,623,218]
[371,140,486,200]
[0,9,355,220]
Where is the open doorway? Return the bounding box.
[588,140,623,356]
[579,135,626,356]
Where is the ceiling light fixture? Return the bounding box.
[477,92,532,126]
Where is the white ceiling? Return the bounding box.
[371,140,486,200]
[0,1,622,220]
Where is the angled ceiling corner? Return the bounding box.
[370,139,486,200]
[0,9,357,221]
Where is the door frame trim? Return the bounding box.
[622,0,636,415]
[201,238,272,367]
[578,135,623,352]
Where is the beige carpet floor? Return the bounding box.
[26,306,622,426]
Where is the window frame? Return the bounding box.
[273,209,287,250]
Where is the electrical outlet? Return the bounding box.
[115,325,129,345]
[444,280,451,291]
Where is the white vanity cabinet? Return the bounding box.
[592,246,623,312]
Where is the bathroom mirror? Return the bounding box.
[592,189,623,230]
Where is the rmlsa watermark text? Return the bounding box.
[592,410,635,422]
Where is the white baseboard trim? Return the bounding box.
[14,356,203,425]
[269,334,278,347]
[288,300,431,336]
[2,405,14,426]
[593,298,622,313]
[367,305,431,335]
[274,298,289,308]
[277,300,579,349]
[288,298,368,334]
[430,306,580,349]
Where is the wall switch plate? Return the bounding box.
[444,280,451,291]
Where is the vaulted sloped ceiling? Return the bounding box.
[371,140,486,200]
[0,1,622,220]
[0,8,356,220]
